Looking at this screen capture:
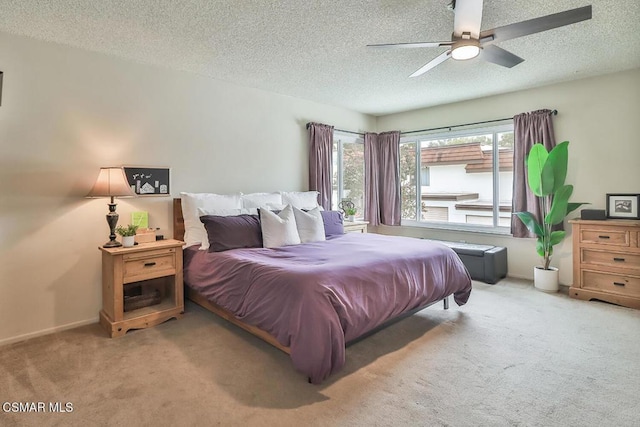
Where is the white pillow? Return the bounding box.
[264,203,286,211]
[196,207,258,250]
[293,207,326,244]
[259,205,301,248]
[241,192,283,209]
[197,207,258,216]
[281,191,320,209]
[180,192,242,249]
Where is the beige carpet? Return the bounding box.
[1,279,639,427]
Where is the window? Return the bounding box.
[400,124,514,231]
[332,132,364,216]
[420,166,430,186]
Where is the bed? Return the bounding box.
[173,198,472,384]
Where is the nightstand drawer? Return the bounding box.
[582,270,640,298]
[123,248,176,283]
[580,229,629,247]
[581,249,640,270]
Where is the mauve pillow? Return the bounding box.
[200,214,263,252]
[321,211,344,236]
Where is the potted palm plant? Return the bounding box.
[514,141,587,292]
[116,224,139,247]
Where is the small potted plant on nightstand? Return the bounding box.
[345,207,357,222]
[115,224,139,247]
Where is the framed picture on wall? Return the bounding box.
[123,166,170,196]
[606,194,640,219]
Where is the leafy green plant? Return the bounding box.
[115,224,139,237]
[515,141,587,270]
[345,207,357,216]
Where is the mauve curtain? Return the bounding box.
[364,133,380,226]
[378,131,401,225]
[511,109,557,237]
[308,122,334,210]
[364,131,401,226]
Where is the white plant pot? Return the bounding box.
[534,266,559,293]
[122,236,135,248]
[347,215,355,222]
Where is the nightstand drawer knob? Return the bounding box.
[613,257,625,262]
[144,262,157,267]
[613,282,626,287]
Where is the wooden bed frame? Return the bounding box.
[172,198,448,356]
[173,198,290,354]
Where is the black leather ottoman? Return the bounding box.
[437,241,508,284]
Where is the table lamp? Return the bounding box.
[86,167,137,247]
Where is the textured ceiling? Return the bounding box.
[0,0,638,116]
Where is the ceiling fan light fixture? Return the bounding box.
[451,39,480,60]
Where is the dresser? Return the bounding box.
[569,219,640,309]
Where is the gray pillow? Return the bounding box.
[200,214,263,252]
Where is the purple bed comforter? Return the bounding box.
[184,233,472,383]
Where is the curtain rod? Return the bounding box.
[401,109,558,135]
[305,122,364,136]
[306,109,558,137]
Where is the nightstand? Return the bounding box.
[99,239,184,337]
[343,221,369,233]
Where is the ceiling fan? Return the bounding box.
[367,0,592,77]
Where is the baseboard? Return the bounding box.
[0,317,98,347]
[502,273,531,281]
[499,274,569,292]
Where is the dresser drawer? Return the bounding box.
[580,229,629,247]
[582,270,640,298]
[581,249,640,270]
[123,248,176,283]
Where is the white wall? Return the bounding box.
[0,32,376,344]
[375,68,640,285]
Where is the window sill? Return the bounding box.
[397,220,513,236]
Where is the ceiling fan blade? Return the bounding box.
[367,41,452,49]
[410,50,451,78]
[453,0,484,39]
[367,41,453,49]
[480,5,592,44]
[479,45,524,68]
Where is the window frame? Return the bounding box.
[400,123,514,235]
[332,131,365,214]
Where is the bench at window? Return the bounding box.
[428,240,508,284]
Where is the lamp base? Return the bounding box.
[105,201,121,248]
[103,239,122,248]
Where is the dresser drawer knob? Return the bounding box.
[598,235,610,239]
[612,257,626,262]
[613,282,626,287]
[144,262,157,267]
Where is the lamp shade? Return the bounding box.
[86,167,136,198]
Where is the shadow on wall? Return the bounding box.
[47,253,102,331]
[0,165,94,247]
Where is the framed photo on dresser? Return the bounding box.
[606,193,640,219]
